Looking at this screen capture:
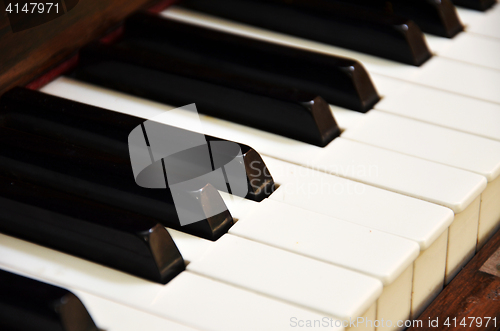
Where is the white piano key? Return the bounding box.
[76,292,202,331]
[340,111,500,250]
[0,233,344,331]
[371,76,500,248]
[218,190,259,220]
[186,234,383,320]
[375,265,413,331]
[262,156,452,318]
[478,175,500,249]
[167,226,382,322]
[412,57,500,105]
[0,267,202,331]
[316,139,486,283]
[425,32,500,70]
[154,227,382,323]
[341,110,500,181]
[229,199,419,286]
[261,156,453,250]
[329,104,366,131]
[219,161,448,321]
[371,74,500,142]
[163,7,500,105]
[317,137,488,212]
[40,77,486,286]
[456,7,484,27]
[457,3,500,40]
[166,228,213,264]
[228,198,419,326]
[424,34,453,54]
[156,273,346,331]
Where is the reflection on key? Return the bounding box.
[327,0,463,37]
[177,0,432,65]
[120,12,379,112]
[0,87,275,202]
[0,175,185,283]
[0,269,100,331]
[75,53,340,147]
[0,128,232,241]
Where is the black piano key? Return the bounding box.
[0,270,99,331]
[0,127,233,241]
[451,0,497,11]
[328,0,463,38]
[177,0,432,66]
[120,13,379,113]
[0,175,185,284]
[0,87,275,202]
[74,49,340,147]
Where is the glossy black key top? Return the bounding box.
[0,87,275,202]
[0,174,185,284]
[0,270,99,331]
[0,127,232,241]
[451,0,497,11]
[74,49,340,147]
[177,0,432,65]
[119,13,379,113]
[329,0,463,38]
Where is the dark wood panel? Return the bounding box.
[0,0,175,95]
[408,229,500,330]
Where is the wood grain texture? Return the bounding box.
[0,0,171,96]
[408,229,500,330]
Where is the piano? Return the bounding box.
[0,0,499,330]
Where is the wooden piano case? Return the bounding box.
[0,0,176,96]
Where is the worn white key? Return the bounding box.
[184,234,382,320]
[217,156,452,321]
[168,227,382,323]
[168,224,380,330]
[371,74,500,142]
[228,199,419,327]
[40,77,487,287]
[219,177,430,324]
[340,111,500,250]
[0,233,344,331]
[163,7,500,105]
[263,155,453,318]
[187,192,419,326]
[156,272,345,331]
[229,199,418,285]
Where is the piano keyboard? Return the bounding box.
[1,1,500,330]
